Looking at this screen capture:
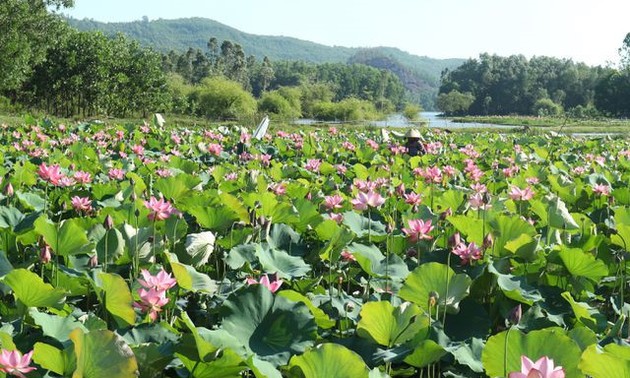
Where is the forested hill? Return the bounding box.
[66,17,465,108]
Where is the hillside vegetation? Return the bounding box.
[67,17,464,109]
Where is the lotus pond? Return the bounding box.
[0,120,629,377]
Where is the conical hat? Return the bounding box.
[405,129,421,138]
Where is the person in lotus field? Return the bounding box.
[404,129,426,156]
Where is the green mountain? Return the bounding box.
[66,17,465,108]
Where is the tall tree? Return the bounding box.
[0,0,73,93]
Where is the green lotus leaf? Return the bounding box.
[317,222,354,262]
[170,260,217,294]
[154,174,200,203]
[356,301,429,347]
[175,349,247,378]
[558,246,608,283]
[256,244,311,279]
[288,343,369,378]
[70,328,139,378]
[445,338,485,373]
[293,198,324,233]
[489,215,536,257]
[95,272,136,328]
[482,328,581,378]
[268,223,305,256]
[133,343,175,378]
[579,344,630,378]
[35,217,93,256]
[221,285,317,366]
[247,356,283,378]
[434,190,465,214]
[447,215,486,245]
[346,243,409,279]
[33,342,70,376]
[278,290,335,329]
[568,327,598,351]
[180,312,221,360]
[342,211,387,241]
[2,268,66,308]
[404,339,447,368]
[0,206,24,230]
[399,262,471,315]
[96,228,125,264]
[29,308,88,343]
[561,292,607,332]
[487,263,542,305]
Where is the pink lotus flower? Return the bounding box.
[526,177,540,185]
[335,164,347,175]
[305,159,321,173]
[155,168,172,178]
[138,269,177,292]
[328,212,344,224]
[73,171,92,184]
[134,288,170,321]
[108,168,125,181]
[342,141,356,151]
[323,194,344,210]
[354,180,377,193]
[509,186,535,201]
[207,143,223,156]
[269,182,287,196]
[469,192,491,210]
[246,274,283,293]
[71,196,92,213]
[402,219,434,242]
[509,356,565,378]
[131,144,145,155]
[403,192,422,207]
[0,349,36,377]
[37,163,64,185]
[144,196,178,221]
[452,242,483,265]
[341,250,356,262]
[592,183,611,196]
[367,139,379,150]
[351,191,385,211]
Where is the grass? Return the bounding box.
[2,112,630,136]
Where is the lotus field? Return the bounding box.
[1,120,630,378]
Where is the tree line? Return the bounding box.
[438,36,630,118]
[1,2,411,121]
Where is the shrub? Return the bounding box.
[191,76,257,120]
[532,98,563,117]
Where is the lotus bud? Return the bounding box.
[448,232,461,248]
[40,245,52,264]
[440,207,453,221]
[134,208,140,218]
[103,215,114,230]
[508,304,522,325]
[88,254,98,268]
[428,291,439,308]
[3,182,13,197]
[129,178,135,186]
[131,191,138,201]
[337,276,344,285]
[483,233,494,249]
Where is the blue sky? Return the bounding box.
[63,0,629,66]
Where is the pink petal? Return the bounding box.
[521,356,536,373]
